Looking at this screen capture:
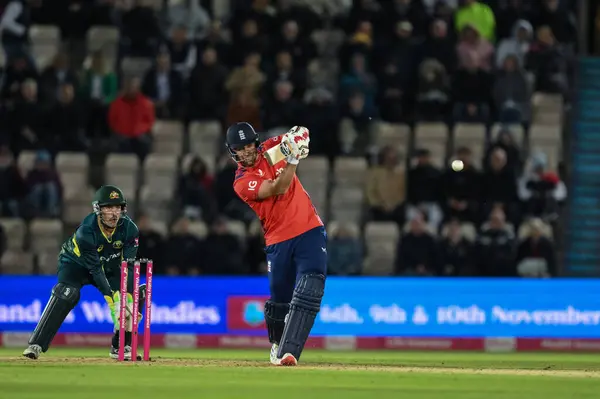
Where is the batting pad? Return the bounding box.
[264,300,289,344]
[29,283,80,352]
[277,274,325,360]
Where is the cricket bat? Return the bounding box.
[264,142,292,166]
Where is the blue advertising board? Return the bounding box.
[1,276,600,338]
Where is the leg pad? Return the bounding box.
[264,300,289,344]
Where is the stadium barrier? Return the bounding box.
[1,277,600,352]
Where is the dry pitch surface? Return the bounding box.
[2,349,600,398]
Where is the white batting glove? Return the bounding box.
[281,136,300,165]
[283,126,310,161]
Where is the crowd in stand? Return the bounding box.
[0,0,575,277]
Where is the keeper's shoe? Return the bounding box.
[22,344,42,360]
[110,345,132,360]
[274,352,297,366]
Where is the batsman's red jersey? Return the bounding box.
[233,136,323,246]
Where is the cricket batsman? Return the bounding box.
[227,122,326,366]
[22,185,144,360]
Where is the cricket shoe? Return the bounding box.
[274,352,298,367]
[270,344,279,365]
[22,344,42,360]
[110,345,132,360]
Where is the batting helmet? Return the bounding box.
[225,122,260,161]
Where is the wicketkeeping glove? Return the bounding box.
[104,291,142,332]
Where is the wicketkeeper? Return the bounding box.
[22,185,144,360]
[227,122,327,366]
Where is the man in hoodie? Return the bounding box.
[496,20,533,69]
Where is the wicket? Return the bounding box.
[118,259,153,362]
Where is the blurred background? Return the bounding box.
[0,0,592,280]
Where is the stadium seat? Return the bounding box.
[17,151,38,175]
[0,218,26,250]
[453,123,486,167]
[37,251,58,275]
[333,157,367,186]
[299,180,327,217]
[55,152,89,189]
[414,123,449,167]
[29,25,60,67]
[327,221,360,238]
[150,220,168,237]
[297,156,329,179]
[29,218,64,254]
[139,185,174,224]
[226,220,246,241]
[104,154,139,201]
[188,221,208,239]
[63,186,95,225]
[363,222,399,276]
[373,122,410,151]
[329,186,364,223]
[532,93,563,125]
[0,251,35,274]
[86,26,119,61]
[143,154,178,192]
[490,124,525,148]
[120,57,152,81]
[152,120,184,155]
[181,153,216,176]
[440,222,478,242]
[189,120,222,163]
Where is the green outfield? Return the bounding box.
[2,349,600,398]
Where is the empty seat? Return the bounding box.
[86,26,119,61]
[138,185,174,224]
[104,154,139,200]
[143,154,178,192]
[490,124,525,148]
[37,251,58,275]
[297,156,329,179]
[226,220,246,240]
[414,123,449,167]
[330,186,364,222]
[121,57,152,80]
[17,151,38,175]
[188,221,208,239]
[374,122,410,151]
[530,124,561,145]
[153,120,184,154]
[150,220,168,237]
[30,219,64,254]
[63,186,95,225]
[56,152,89,189]
[327,221,360,238]
[453,123,486,167]
[333,157,367,186]
[0,251,35,274]
[29,25,60,45]
[189,120,222,160]
[181,153,216,176]
[440,222,477,242]
[363,222,399,276]
[0,218,26,250]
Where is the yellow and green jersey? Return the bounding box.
[59,213,139,296]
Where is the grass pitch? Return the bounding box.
[2,348,600,398]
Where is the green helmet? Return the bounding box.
[92,185,127,215]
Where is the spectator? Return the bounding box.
[270,20,316,68]
[196,21,232,67]
[474,208,516,276]
[213,154,255,223]
[189,47,229,121]
[419,19,457,74]
[406,149,443,231]
[395,212,440,276]
[484,127,522,173]
[226,89,263,131]
[455,0,496,42]
[382,0,430,38]
[136,212,165,272]
[108,77,155,160]
[376,61,407,123]
[531,0,576,44]
[177,155,216,222]
[480,147,519,224]
[0,0,32,62]
[48,83,88,153]
[266,50,307,100]
[39,51,78,103]
[341,91,377,155]
[164,0,210,39]
[495,20,534,69]
[525,26,567,94]
[1,53,38,102]
[163,217,204,275]
[366,145,405,224]
[202,218,247,275]
[456,25,494,72]
[440,218,473,276]
[277,0,321,39]
[416,58,451,121]
[25,150,62,218]
[327,223,363,276]
[374,20,419,80]
[231,19,269,67]
[226,52,265,99]
[303,88,339,158]
[494,0,531,41]
[119,0,163,58]
[516,218,556,277]
[8,79,45,154]
[442,146,481,222]
[493,54,531,123]
[229,0,277,43]
[452,52,493,123]
[141,51,185,119]
[339,20,373,72]
[55,0,93,68]
[339,52,377,108]
[163,25,197,78]
[518,151,567,220]
[0,145,27,217]
[262,80,303,131]
[79,51,118,138]
[344,0,384,37]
